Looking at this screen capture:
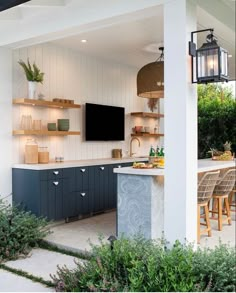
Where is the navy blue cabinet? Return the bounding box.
[12,168,64,220]
[41,179,63,220]
[92,165,109,213]
[12,162,133,221]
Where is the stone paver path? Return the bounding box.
[5,248,79,281]
[0,269,53,292]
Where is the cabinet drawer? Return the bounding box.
[47,169,63,179]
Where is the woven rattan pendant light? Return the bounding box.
[137,47,164,98]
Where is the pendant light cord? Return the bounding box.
[156,47,164,62]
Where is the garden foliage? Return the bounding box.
[198,84,236,159]
[52,237,236,292]
[0,199,49,262]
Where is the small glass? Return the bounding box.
[33,120,42,130]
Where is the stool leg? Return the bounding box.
[204,205,211,237]
[224,198,232,225]
[212,198,217,218]
[229,191,233,206]
[218,198,222,231]
[197,205,200,244]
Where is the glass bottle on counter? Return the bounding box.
[149,145,155,157]
[159,146,164,157]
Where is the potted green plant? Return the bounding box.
[18,59,44,99]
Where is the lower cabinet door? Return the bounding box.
[76,190,93,217]
[93,165,109,212]
[40,179,63,221]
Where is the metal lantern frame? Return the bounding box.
[189,28,229,84]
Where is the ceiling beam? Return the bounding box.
[0,0,30,12]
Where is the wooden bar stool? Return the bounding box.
[197,170,220,243]
[229,184,236,212]
[211,168,236,231]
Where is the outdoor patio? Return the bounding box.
[45,210,236,252]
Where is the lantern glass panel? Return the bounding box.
[221,50,228,77]
[207,49,219,76]
[197,48,219,79]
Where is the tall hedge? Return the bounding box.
[198,84,236,159]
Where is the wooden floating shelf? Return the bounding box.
[13,130,80,136]
[131,133,164,137]
[131,112,164,118]
[13,98,81,109]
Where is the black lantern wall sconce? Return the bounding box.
[189,28,229,84]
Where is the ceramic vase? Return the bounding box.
[28,81,37,99]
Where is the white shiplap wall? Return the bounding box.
[13,43,162,163]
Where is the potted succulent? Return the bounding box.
[18,59,44,99]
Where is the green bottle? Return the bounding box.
[156,146,159,157]
[149,145,155,156]
[159,147,164,157]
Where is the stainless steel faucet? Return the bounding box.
[130,137,141,157]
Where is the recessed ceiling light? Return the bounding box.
[228,54,232,58]
[81,39,87,43]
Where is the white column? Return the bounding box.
[0,47,12,203]
[164,0,198,244]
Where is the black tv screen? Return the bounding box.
[85,103,125,141]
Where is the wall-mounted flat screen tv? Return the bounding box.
[85,103,125,141]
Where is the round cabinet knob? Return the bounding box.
[53,181,59,186]
[100,166,105,171]
[80,169,86,173]
[53,171,59,175]
[118,165,121,168]
[80,192,86,197]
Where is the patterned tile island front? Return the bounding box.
[114,159,235,240]
[114,167,164,240]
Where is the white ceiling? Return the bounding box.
[0,0,235,79]
[51,8,164,69]
[49,3,235,79]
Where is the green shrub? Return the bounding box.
[198,84,236,159]
[0,199,50,262]
[51,237,236,292]
[193,243,236,292]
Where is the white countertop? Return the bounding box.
[114,159,235,176]
[198,158,235,172]
[12,157,148,170]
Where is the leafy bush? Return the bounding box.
[193,243,236,292]
[198,84,236,159]
[52,237,236,292]
[0,199,50,262]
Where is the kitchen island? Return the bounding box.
[114,159,235,239]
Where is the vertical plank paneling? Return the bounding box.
[12,43,159,163]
